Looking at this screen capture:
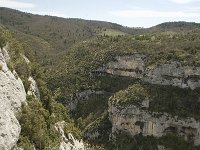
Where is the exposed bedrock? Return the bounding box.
[108,100,200,145]
[0,45,26,149]
[92,54,200,89]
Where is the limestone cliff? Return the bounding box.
[55,121,85,150]
[0,45,26,149]
[22,55,40,100]
[92,54,145,78]
[145,62,200,90]
[92,54,200,90]
[108,99,200,145]
[27,76,40,100]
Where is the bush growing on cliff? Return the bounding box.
[114,132,200,150]
[110,84,149,106]
[148,85,200,120]
[110,82,200,120]
[17,60,82,149]
[0,30,6,49]
[18,96,60,149]
[17,93,79,149]
[0,26,31,88]
[0,64,2,70]
[17,136,35,150]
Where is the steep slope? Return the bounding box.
[0,43,26,150]
[0,26,89,150]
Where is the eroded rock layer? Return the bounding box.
[108,100,200,145]
[92,54,200,89]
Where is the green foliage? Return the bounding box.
[17,90,78,149]
[110,82,200,120]
[17,60,80,149]
[22,78,31,93]
[46,28,200,103]
[0,7,137,65]
[110,84,149,106]
[83,114,112,148]
[73,92,110,124]
[63,122,82,140]
[99,29,127,37]
[151,21,200,32]
[17,136,35,150]
[0,25,31,86]
[18,96,61,149]
[87,146,105,150]
[113,132,200,150]
[0,64,2,70]
[0,30,6,48]
[148,85,200,120]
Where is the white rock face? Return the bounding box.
[92,54,145,78]
[22,55,30,64]
[92,54,200,89]
[27,76,40,100]
[145,62,200,90]
[0,46,26,149]
[1,44,10,62]
[55,121,85,150]
[22,54,40,100]
[108,100,200,145]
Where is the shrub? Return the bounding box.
[110,84,149,106]
[0,64,2,71]
[0,33,6,49]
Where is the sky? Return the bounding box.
[0,0,200,28]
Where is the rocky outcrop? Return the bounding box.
[21,55,40,100]
[27,76,40,100]
[91,54,145,78]
[108,100,200,145]
[99,54,200,145]
[145,62,200,90]
[68,90,104,113]
[22,55,40,100]
[92,54,200,89]
[22,55,30,64]
[0,46,26,149]
[55,121,85,150]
